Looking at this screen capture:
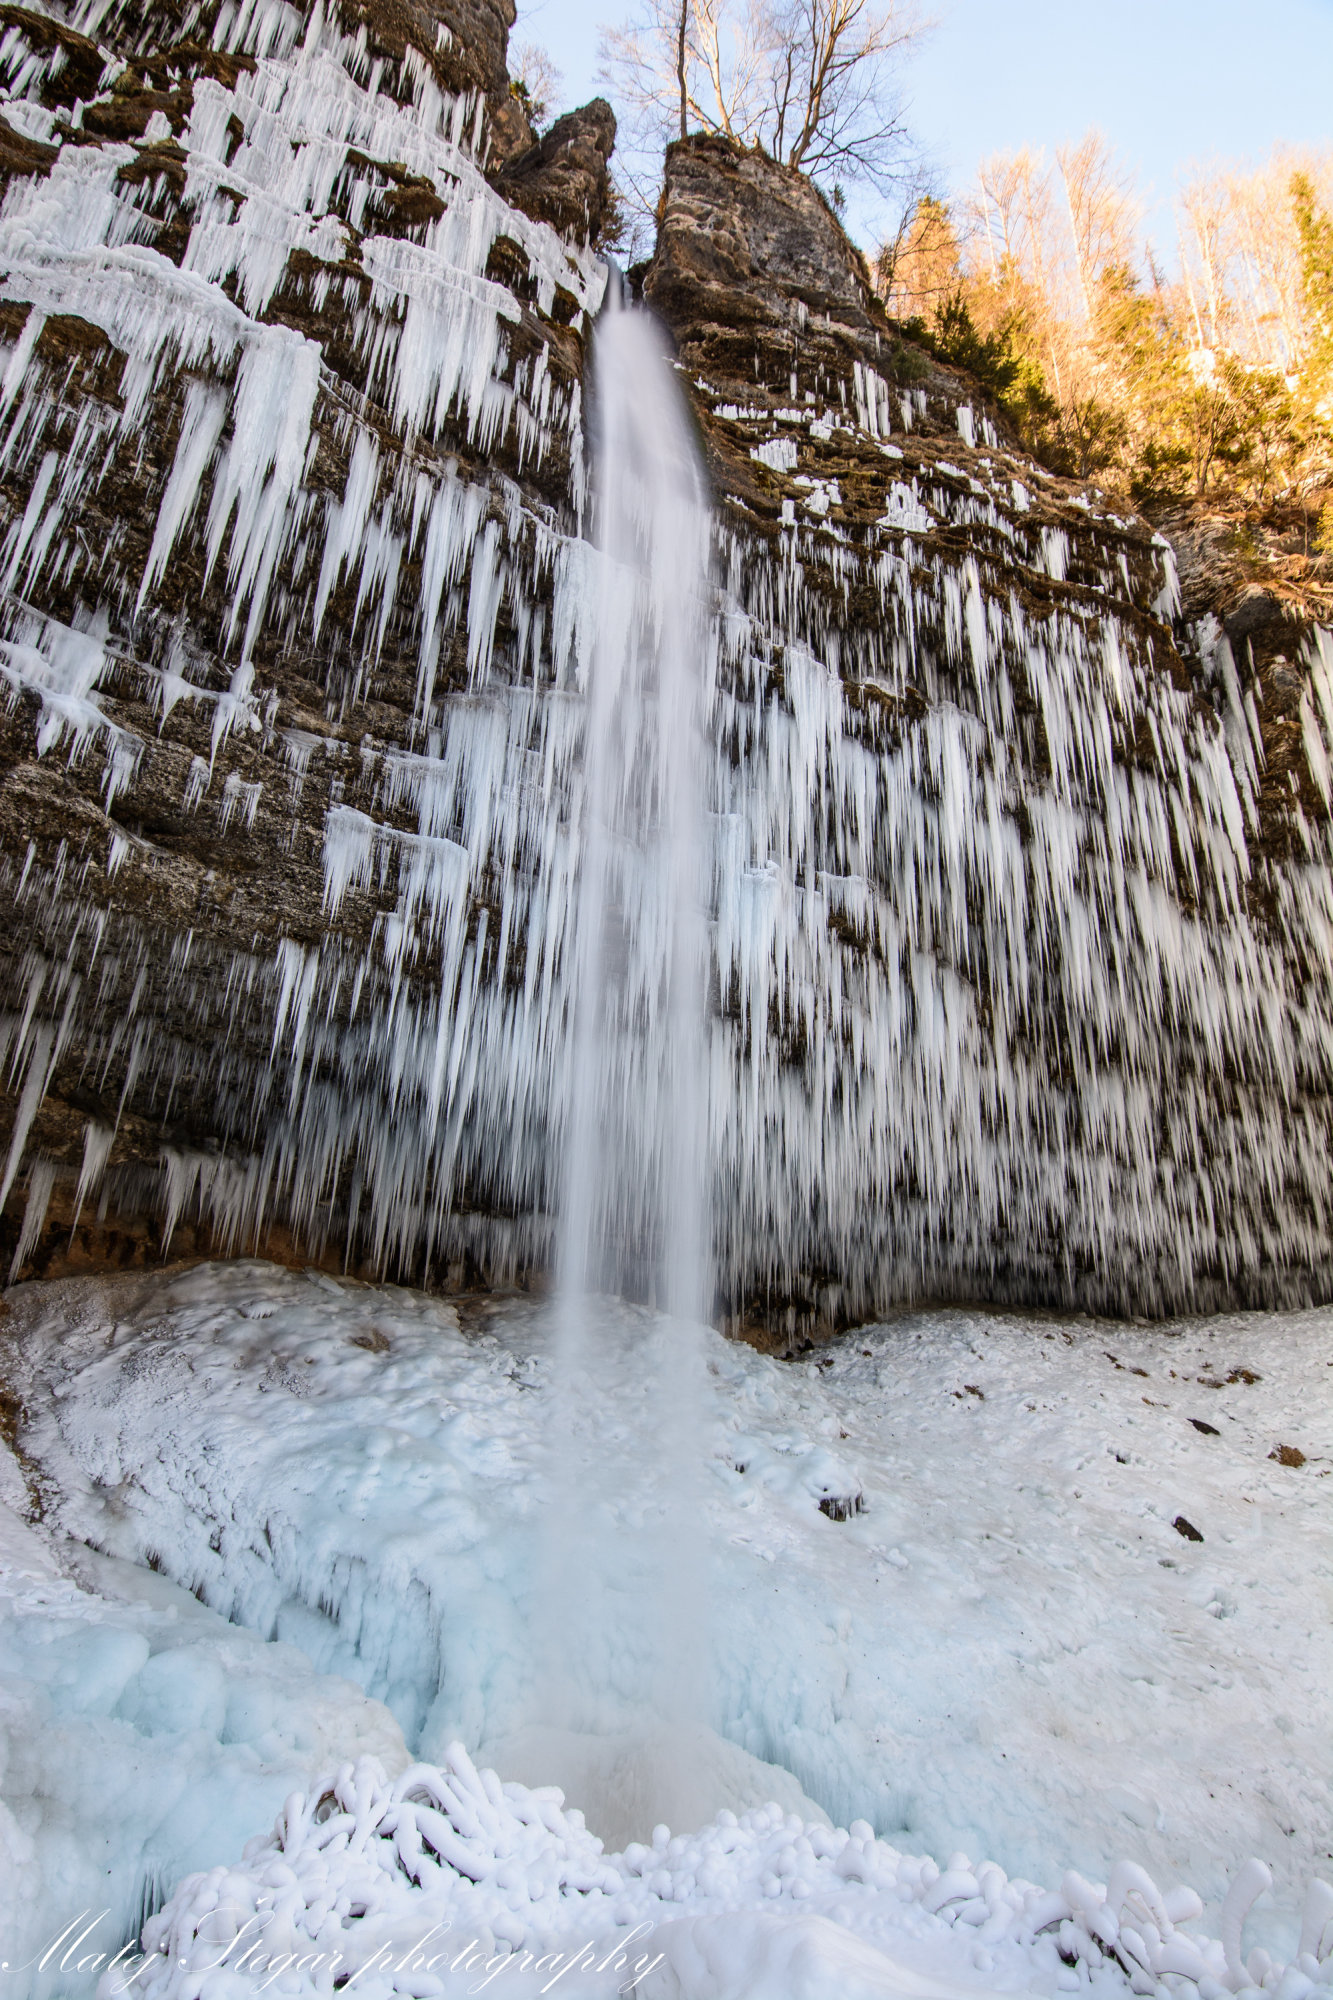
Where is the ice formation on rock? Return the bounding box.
[0,1438,407,2000]
[0,9,1330,1325]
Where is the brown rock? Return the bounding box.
[494,100,618,244]
[0,113,57,184]
[643,133,895,404]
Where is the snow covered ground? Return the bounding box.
[0,1261,1330,1999]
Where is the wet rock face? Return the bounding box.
[0,0,610,1284]
[648,137,1333,1340]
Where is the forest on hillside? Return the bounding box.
[577,0,1332,610]
[879,140,1333,604]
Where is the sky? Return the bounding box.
[511,0,1333,256]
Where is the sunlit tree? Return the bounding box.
[876,138,1333,511]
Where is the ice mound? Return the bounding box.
[476,1721,831,1852]
[637,1911,982,2000]
[116,1747,1333,2000]
[0,1452,407,2000]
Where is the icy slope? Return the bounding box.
[0,1437,406,1997]
[2,1261,1330,1957]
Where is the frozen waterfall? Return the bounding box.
[0,0,1330,1325]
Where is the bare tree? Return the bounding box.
[509,41,563,129]
[1176,170,1228,349]
[767,0,921,195]
[599,0,762,156]
[1172,149,1333,375]
[951,145,1079,403]
[598,0,924,228]
[968,147,1061,299]
[1055,131,1140,323]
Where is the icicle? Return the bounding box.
[0,1022,55,1211]
[139,383,230,606]
[71,1120,114,1229]
[7,1155,56,1280]
[0,0,1327,1325]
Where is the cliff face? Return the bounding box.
[0,0,614,1281]
[1,43,1331,1338]
[638,137,1333,1333]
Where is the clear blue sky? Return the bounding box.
[513,0,1332,254]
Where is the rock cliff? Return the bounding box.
[0,0,613,1281]
[0,26,1331,1339]
[640,136,1333,1334]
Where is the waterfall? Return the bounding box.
[556,287,712,1325]
[0,0,1331,1326]
[526,291,716,1797]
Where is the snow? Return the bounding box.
[1,1264,1331,1999]
[67,1738,1333,2000]
[0,1438,407,1998]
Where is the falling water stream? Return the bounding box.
[555,285,712,1335]
[486,290,727,1845]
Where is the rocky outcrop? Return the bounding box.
[495,99,618,243]
[644,133,882,352]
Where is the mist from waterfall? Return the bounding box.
[529,287,716,1779]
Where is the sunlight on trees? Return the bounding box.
[880,136,1333,514]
